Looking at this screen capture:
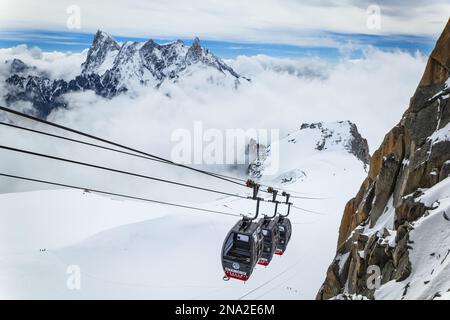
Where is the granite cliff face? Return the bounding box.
[317,19,450,300]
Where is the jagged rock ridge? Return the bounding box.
[317,19,450,300]
[300,121,370,167]
[3,30,246,117]
[248,120,370,180]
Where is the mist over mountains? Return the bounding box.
[2,30,248,117]
[0,30,428,198]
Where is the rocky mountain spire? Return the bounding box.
[317,19,450,300]
[192,36,201,47]
[417,19,450,88]
[81,30,121,75]
[186,37,204,64]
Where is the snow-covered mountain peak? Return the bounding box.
[4,31,246,117]
[192,36,201,47]
[296,121,370,163]
[93,30,116,47]
[280,120,370,163]
[248,121,370,181]
[81,30,120,75]
[186,37,202,61]
[82,32,241,83]
[6,58,30,74]
[4,58,41,78]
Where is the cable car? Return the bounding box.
[220,182,294,281]
[275,216,292,255]
[221,217,263,281]
[221,183,264,281]
[274,191,292,255]
[258,216,280,266]
[257,190,281,266]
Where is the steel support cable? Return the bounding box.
[237,259,302,300]
[292,205,328,215]
[259,188,327,200]
[290,194,328,200]
[1,121,326,200]
[253,272,299,300]
[0,148,296,214]
[0,121,175,165]
[0,144,295,209]
[0,106,324,198]
[0,121,267,201]
[0,106,245,186]
[0,173,241,217]
[0,144,249,199]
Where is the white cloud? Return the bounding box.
[0,47,427,200]
[0,45,86,80]
[0,0,448,45]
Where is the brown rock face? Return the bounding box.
[317,19,450,300]
[419,20,450,87]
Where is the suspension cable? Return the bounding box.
[0,121,174,165]
[0,106,244,186]
[0,144,249,199]
[0,106,324,199]
[0,106,324,198]
[0,121,314,198]
[292,205,327,215]
[0,173,241,217]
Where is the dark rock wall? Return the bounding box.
[317,19,450,300]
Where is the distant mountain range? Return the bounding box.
[3,30,247,117]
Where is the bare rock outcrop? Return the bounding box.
[317,19,450,300]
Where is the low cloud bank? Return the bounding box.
[0,46,426,200]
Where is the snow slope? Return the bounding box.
[0,124,367,299]
[374,177,450,300]
[250,121,369,182]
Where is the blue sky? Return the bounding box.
[1,0,447,59]
[0,29,436,60]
